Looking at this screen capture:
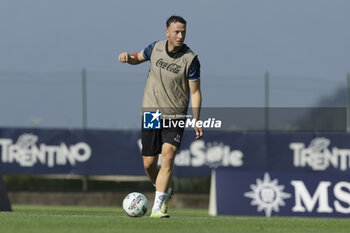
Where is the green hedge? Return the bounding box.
[3,175,210,193]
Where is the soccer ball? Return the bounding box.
[122,192,148,217]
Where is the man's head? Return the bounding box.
[166,16,187,51]
[166,15,186,28]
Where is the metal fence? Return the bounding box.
[0,70,348,129]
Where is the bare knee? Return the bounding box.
[143,156,158,171]
[144,161,157,171]
[161,143,178,164]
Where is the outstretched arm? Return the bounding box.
[118,51,146,65]
[189,79,203,139]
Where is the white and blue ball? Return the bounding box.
[122,192,148,217]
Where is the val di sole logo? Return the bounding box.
[244,173,291,217]
[143,110,161,129]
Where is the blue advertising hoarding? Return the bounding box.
[215,169,350,217]
[1,128,350,176]
[0,128,143,175]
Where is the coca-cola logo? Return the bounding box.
[156,59,181,74]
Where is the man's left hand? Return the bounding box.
[194,126,203,139]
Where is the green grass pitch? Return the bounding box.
[0,205,349,233]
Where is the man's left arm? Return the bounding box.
[189,79,203,139]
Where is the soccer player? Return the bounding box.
[118,15,203,218]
